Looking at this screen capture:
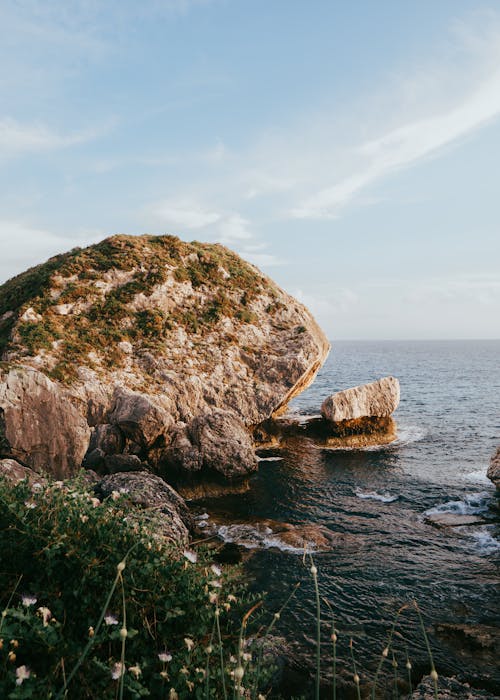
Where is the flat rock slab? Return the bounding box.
[425,513,485,527]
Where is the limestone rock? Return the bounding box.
[0,458,46,487]
[0,367,91,478]
[321,376,400,423]
[94,471,192,544]
[109,388,174,448]
[487,447,500,490]
[164,410,257,478]
[0,234,330,480]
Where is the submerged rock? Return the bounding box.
[0,234,329,480]
[321,375,400,423]
[487,447,500,490]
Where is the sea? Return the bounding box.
[195,340,500,697]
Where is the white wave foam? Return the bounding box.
[469,528,500,554]
[464,469,492,486]
[356,490,398,503]
[424,492,491,517]
[392,424,427,447]
[217,523,309,554]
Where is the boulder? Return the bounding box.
[321,376,400,423]
[487,447,500,490]
[0,234,330,480]
[164,410,258,478]
[103,453,147,473]
[0,458,46,487]
[0,367,91,478]
[94,471,192,544]
[88,423,124,455]
[109,388,173,448]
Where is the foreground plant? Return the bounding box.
[0,475,269,699]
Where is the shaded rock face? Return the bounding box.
[0,235,330,480]
[256,413,397,450]
[0,367,90,478]
[94,471,192,544]
[321,376,400,423]
[487,447,500,489]
[410,675,498,699]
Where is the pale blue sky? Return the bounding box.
[1,1,499,339]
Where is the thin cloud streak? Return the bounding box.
[292,66,500,219]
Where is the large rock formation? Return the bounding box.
[0,234,329,480]
[321,376,400,422]
[487,447,500,490]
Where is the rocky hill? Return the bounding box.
[0,234,329,480]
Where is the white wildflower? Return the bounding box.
[24,501,36,509]
[183,550,197,564]
[184,637,194,651]
[209,592,218,604]
[158,652,172,663]
[90,497,100,508]
[15,665,30,685]
[169,689,178,700]
[21,595,37,607]
[128,664,141,679]
[209,580,222,588]
[104,614,119,626]
[210,564,222,576]
[111,490,121,501]
[80,515,89,523]
[111,662,124,680]
[227,594,237,603]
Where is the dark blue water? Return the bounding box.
[199,341,500,695]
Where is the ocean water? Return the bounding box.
[197,340,500,695]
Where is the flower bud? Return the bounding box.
[310,564,317,576]
[234,666,244,682]
[406,660,412,670]
[117,561,126,573]
[430,669,438,682]
[382,647,389,658]
[354,673,360,685]
[120,627,128,641]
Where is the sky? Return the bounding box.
[1,0,499,340]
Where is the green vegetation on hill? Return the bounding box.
[0,235,271,382]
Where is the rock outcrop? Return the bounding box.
[487,447,500,490]
[255,376,400,450]
[0,366,91,478]
[0,234,330,480]
[321,376,400,422]
[94,471,193,544]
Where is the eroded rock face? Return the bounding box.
[0,235,330,480]
[0,367,90,478]
[487,447,500,490]
[94,471,192,544]
[321,376,400,423]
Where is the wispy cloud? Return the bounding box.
[289,17,500,220]
[292,68,500,219]
[0,117,109,159]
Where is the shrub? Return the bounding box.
[0,476,269,699]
